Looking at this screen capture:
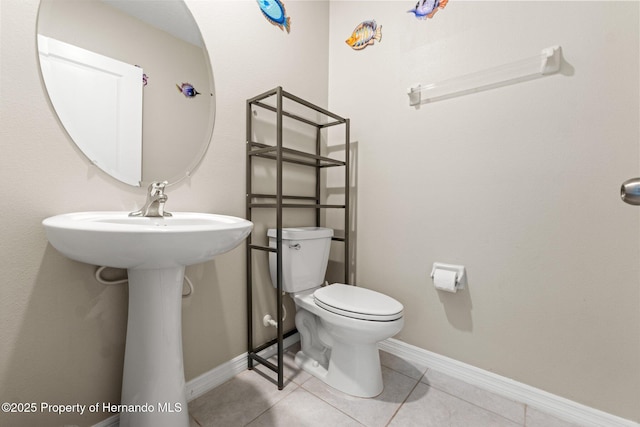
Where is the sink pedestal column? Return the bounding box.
[120,267,189,427]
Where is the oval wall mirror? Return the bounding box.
[37,0,215,186]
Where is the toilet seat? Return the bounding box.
[313,284,403,321]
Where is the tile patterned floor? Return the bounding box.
[188,344,583,427]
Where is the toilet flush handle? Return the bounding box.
[289,243,301,250]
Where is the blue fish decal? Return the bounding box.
[408,0,449,20]
[257,0,291,33]
[176,82,200,98]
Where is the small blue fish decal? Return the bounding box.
[408,0,449,20]
[345,20,382,50]
[176,82,200,98]
[257,0,291,33]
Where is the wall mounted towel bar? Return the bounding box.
[407,45,562,106]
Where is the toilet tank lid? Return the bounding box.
[267,227,333,240]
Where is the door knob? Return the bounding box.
[621,178,640,205]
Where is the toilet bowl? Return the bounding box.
[268,227,404,398]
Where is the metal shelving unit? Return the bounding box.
[246,87,350,389]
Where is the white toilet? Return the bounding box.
[268,227,404,398]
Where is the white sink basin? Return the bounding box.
[42,211,253,269]
[42,211,253,427]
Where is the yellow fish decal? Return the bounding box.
[345,20,382,50]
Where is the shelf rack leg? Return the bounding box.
[345,118,350,284]
[315,127,321,227]
[275,86,284,390]
[246,98,254,370]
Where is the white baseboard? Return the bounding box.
[378,338,639,427]
[186,332,300,402]
[93,333,300,427]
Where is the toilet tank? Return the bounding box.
[267,227,333,293]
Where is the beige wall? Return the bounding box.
[328,0,639,422]
[0,1,329,426]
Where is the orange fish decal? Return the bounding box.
[345,20,382,50]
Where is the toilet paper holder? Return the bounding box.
[430,262,466,290]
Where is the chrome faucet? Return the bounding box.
[129,181,173,217]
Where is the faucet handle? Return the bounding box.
[129,180,172,217]
[149,180,168,197]
[151,181,172,217]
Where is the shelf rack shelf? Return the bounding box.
[246,86,350,389]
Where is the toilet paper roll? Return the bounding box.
[433,269,458,293]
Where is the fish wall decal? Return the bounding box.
[345,20,382,50]
[135,65,148,86]
[176,83,200,98]
[257,0,291,33]
[408,0,449,20]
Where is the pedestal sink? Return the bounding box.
[42,211,253,427]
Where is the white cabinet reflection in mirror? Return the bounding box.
[38,35,143,185]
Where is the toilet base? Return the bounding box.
[295,341,383,398]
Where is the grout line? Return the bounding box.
[242,383,301,427]
[378,350,429,382]
[379,356,526,426]
[380,364,428,384]
[298,383,368,427]
[417,367,525,425]
[424,382,525,426]
[384,374,423,427]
